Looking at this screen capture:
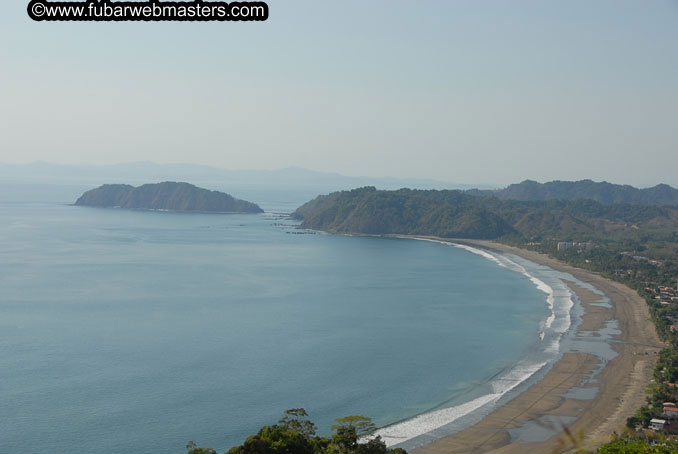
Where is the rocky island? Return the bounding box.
[75,182,263,213]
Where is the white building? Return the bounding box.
[651,418,667,431]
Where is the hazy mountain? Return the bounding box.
[0,161,487,190]
[0,161,492,211]
[468,180,678,206]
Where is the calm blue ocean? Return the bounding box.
[0,190,552,454]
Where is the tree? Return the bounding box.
[226,425,315,454]
[598,440,678,453]
[331,416,376,437]
[325,426,359,454]
[186,440,217,454]
[278,408,317,439]
[325,416,406,454]
[189,411,407,454]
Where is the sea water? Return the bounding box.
[1,193,562,454]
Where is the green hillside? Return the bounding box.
[468,180,678,206]
[292,187,678,240]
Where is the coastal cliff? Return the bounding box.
[75,182,263,213]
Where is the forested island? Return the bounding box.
[75,182,263,213]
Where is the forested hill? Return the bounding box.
[292,187,678,240]
[75,182,263,213]
[467,180,678,206]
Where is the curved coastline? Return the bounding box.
[390,237,663,454]
[372,237,576,449]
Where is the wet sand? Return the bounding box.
[405,238,663,454]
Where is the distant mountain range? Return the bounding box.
[467,180,678,206]
[4,161,677,210]
[0,161,483,190]
[75,182,263,213]
[0,161,486,210]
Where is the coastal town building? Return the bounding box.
[651,419,667,431]
[557,241,593,252]
[662,406,678,419]
[650,417,678,434]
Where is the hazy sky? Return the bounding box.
[1,0,677,186]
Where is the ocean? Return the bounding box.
[0,185,571,453]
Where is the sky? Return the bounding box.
[1,0,677,186]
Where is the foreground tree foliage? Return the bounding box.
[597,440,678,453]
[187,409,407,454]
[554,428,678,453]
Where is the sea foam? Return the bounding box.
[373,360,548,446]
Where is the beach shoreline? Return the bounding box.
[392,236,663,453]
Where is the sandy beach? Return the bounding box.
[400,238,664,454]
